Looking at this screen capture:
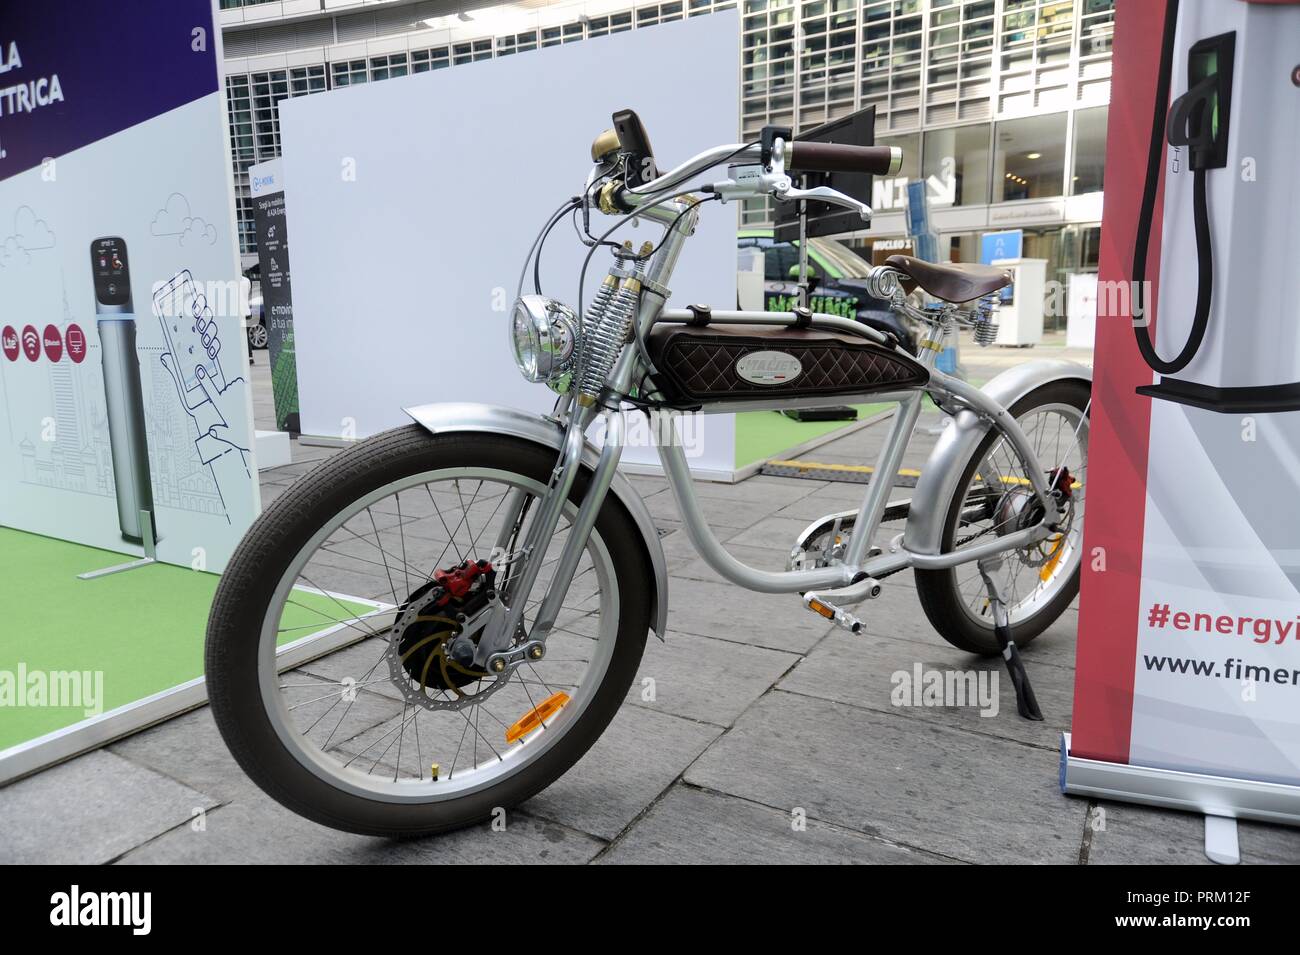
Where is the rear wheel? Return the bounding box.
[205,425,651,836]
[915,380,1089,655]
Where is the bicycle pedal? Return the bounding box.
[804,594,863,634]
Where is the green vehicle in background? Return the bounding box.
[738,228,921,353]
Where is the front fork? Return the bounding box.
[472,401,624,669]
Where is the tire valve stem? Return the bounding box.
[430,762,440,782]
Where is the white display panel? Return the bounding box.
[279,12,739,474]
[0,1,258,572]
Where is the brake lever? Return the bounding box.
[776,183,873,222]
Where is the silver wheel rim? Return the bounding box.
[951,401,1088,628]
[256,466,619,803]
[249,324,268,347]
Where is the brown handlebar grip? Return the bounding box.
[786,142,902,176]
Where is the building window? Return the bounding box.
[921,123,990,207]
[452,39,492,65]
[331,60,368,87]
[250,69,288,162]
[498,30,539,56]
[993,111,1067,201]
[289,64,326,96]
[369,53,408,81]
[588,11,633,37]
[1071,105,1107,194]
[997,0,1076,112]
[235,195,256,255]
[225,75,255,173]
[859,0,924,132]
[637,2,685,27]
[411,47,450,72]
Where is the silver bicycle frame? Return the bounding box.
[494,165,1066,652]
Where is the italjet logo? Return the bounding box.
[49,885,151,935]
[735,350,802,385]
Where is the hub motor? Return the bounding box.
[992,467,1075,567]
[389,560,496,702]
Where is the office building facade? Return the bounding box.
[221,0,1113,297]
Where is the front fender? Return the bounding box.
[903,360,1091,557]
[403,401,668,640]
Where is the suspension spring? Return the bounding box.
[577,252,647,401]
[971,295,999,347]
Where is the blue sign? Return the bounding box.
[905,180,930,238]
[980,229,1023,265]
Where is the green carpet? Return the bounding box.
[734,403,889,470]
[0,527,376,751]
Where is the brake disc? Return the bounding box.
[385,569,509,712]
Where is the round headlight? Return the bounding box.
[510,295,577,384]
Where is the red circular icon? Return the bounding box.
[42,324,63,363]
[1,326,18,362]
[65,323,87,364]
[20,324,40,361]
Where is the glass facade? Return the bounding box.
[921,122,990,206]
[222,0,1112,254]
[993,111,1067,201]
[1070,103,1107,194]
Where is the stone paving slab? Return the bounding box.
[110,708,273,804]
[0,750,218,865]
[1084,800,1300,866]
[641,484,805,533]
[779,629,1075,750]
[597,783,954,864]
[521,703,720,840]
[684,690,1088,864]
[117,793,604,865]
[627,629,800,727]
[662,575,835,654]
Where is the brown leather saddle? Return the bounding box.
[886,254,1013,304]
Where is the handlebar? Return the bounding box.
[597,133,897,224]
[624,142,760,197]
[786,142,902,177]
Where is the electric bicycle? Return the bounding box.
[205,113,1090,835]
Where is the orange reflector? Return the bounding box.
[807,598,835,621]
[1039,536,1066,582]
[505,691,571,744]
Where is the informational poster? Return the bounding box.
[1067,0,1300,811]
[249,158,299,434]
[0,0,258,572]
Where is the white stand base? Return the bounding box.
[1204,814,1240,865]
[1060,733,1300,864]
[78,510,157,579]
[255,430,292,470]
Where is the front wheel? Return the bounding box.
[915,379,1089,655]
[205,425,651,836]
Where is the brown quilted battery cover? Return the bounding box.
[643,323,928,405]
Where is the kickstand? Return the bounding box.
[977,555,1044,721]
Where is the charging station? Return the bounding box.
[1133,0,1300,412]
